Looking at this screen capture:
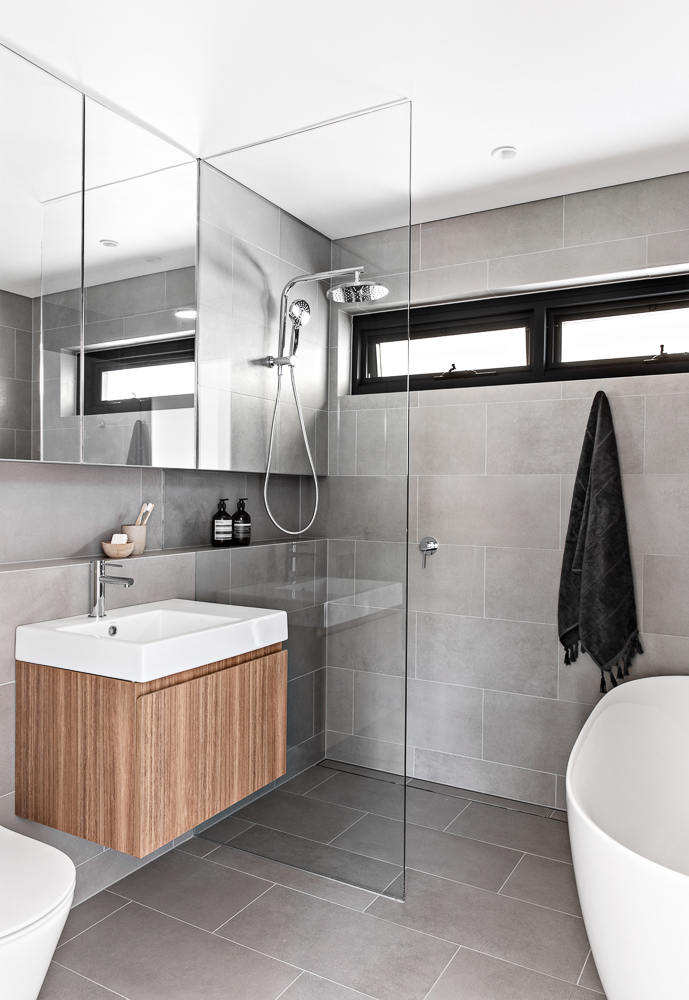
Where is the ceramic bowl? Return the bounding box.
[101,541,135,559]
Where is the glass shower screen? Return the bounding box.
[195,101,411,898]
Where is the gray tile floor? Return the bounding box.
[39,765,606,1000]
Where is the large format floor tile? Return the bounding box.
[58,890,129,947]
[110,849,272,931]
[446,800,573,862]
[39,963,125,999]
[234,789,365,842]
[306,770,468,830]
[426,948,595,1000]
[367,869,590,984]
[281,972,378,999]
[218,883,457,1000]
[331,813,522,891]
[579,952,605,994]
[208,843,378,911]
[499,854,582,917]
[197,814,255,845]
[229,824,402,894]
[56,902,299,1000]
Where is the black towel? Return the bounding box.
[558,390,642,693]
[126,419,152,466]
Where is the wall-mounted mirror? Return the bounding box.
[0,44,198,468]
[82,100,197,468]
[0,44,82,462]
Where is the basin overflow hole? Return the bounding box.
[108,625,117,636]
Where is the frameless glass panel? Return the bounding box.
[82,98,197,468]
[196,102,411,899]
[377,326,528,377]
[561,305,689,362]
[0,45,83,462]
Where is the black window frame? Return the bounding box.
[81,336,196,416]
[352,274,689,394]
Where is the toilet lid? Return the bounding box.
[0,826,76,936]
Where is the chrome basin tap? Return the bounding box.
[89,559,134,619]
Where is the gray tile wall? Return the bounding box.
[324,171,689,807]
[0,288,34,459]
[197,162,330,474]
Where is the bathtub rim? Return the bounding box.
[566,674,689,882]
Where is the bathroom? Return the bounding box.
[2,5,689,999]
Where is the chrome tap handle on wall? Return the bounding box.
[419,536,439,569]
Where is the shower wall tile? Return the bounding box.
[483,691,592,776]
[644,393,689,473]
[417,474,560,549]
[414,613,559,699]
[287,672,315,749]
[326,605,407,676]
[85,273,166,322]
[488,237,647,290]
[285,605,326,681]
[407,679,483,758]
[165,265,196,310]
[332,226,410,276]
[409,403,486,476]
[352,671,405,744]
[326,666,354,734]
[564,173,689,246]
[413,749,556,808]
[200,162,280,255]
[328,410,356,476]
[484,547,561,624]
[355,408,407,477]
[561,371,689,398]
[643,555,689,635]
[354,540,406,610]
[407,543,484,617]
[327,540,355,602]
[647,228,689,268]
[419,197,563,270]
[325,732,405,774]
[624,474,689,557]
[315,475,408,542]
[280,212,331,273]
[411,260,489,303]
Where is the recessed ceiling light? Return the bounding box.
[491,146,517,160]
[175,309,197,320]
[146,256,162,263]
[99,239,119,248]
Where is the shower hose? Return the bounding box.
[263,363,319,535]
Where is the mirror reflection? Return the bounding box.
[0,45,82,461]
[82,100,197,468]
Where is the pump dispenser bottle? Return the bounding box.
[211,498,233,547]
[232,498,251,546]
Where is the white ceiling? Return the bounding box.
[2,0,689,243]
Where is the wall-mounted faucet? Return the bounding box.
[89,559,134,619]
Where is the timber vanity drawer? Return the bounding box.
[15,600,288,857]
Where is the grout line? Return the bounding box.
[325,811,370,845]
[51,962,131,999]
[211,882,275,933]
[577,948,592,987]
[57,899,132,949]
[440,799,472,831]
[495,852,525,894]
[273,970,306,1000]
[420,945,461,1000]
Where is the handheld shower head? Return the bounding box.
[288,299,311,328]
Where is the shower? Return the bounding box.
[263,266,389,535]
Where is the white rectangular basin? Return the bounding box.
[15,599,288,683]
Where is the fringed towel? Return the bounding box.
[558,390,642,693]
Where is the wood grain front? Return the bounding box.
[136,650,287,856]
[15,661,138,854]
[15,645,287,857]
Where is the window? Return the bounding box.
[352,275,689,394]
[82,337,195,415]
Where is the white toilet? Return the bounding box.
[0,825,76,1000]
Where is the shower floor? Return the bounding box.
[41,762,604,999]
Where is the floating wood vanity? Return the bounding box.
[15,642,288,857]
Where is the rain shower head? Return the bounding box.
[326,269,389,304]
[288,299,311,327]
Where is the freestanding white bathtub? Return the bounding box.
[567,676,689,1000]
